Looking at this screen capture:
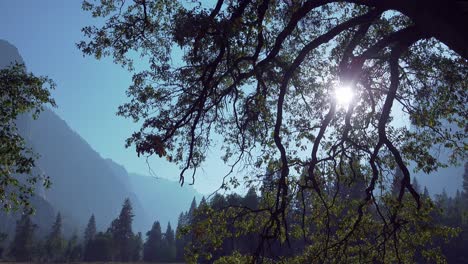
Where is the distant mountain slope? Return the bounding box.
[17,108,151,233]
[0,40,61,238]
[127,172,203,229]
[0,39,23,68]
[1,39,202,235]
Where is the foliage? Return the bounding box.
[64,231,82,262]
[83,232,113,262]
[143,221,163,262]
[0,232,7,258]
[45,212,65,262]
[8,214,37,261]
[84,214,96,244]
[108,198,137,262]
[0,63,55,213]
[162,222,176,261]
[78,0,467,262]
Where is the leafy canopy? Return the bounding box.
[79,0,467,261]
[0,63,55,213]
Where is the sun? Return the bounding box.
[334,85,354,108]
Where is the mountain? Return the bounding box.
[1,39,202,237]
[0,39,23,68]
[127,172,203,229]
[18,108,151,233]
[106,159,203,229]
[0,39,59,238]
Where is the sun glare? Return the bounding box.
[334,85,354,108]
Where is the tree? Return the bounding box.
[84,214,96,244]
[108,198,135,262]
[162,222,176,262]
[45,212,65,262]
[83,232,113,262]
[9,214,37,261]
[143,221,163,262]
[463,162,468,205]
[0,63,55,212]
[187,197,197,223]
[131,232,143,261]
[423,186,430,199]
[175,212,187,262]
[83,214,96,259]
[64,231,82,262]
[412,177,421,194]
[80,0,467,262]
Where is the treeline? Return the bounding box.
[0,198,193,262]
[0,171,466,263]
[181,169,468,263]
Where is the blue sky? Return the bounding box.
[0,0,229,194]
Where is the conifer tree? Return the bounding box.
[175,212,187,262]
[391,168,404,196]
[0,232,6,258]
[131,232,143,261]
[83,214,96,260]
[109,198,135,262]
[163,222,176,261]
[83,232,113,262]
[243,187,259,210]
[84,214,96,243]
[463,162,468,205]
[187,197,197,224]
[143,221,162,262]
[423,186,430,199]
[412,177,421,193]
[64,231,82,262]
[9,214,37,261]
[45,212,65,262]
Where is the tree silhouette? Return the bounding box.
[9,214,37,261]
[108,198,135,262]
[84,214,96,244]
[463,162,468,206]
[0,63,55,212]
[45,212,65,262]
[175,212,187,262]
[143,221,162,262]
[83,232,113,262]
[64,231,82,262]
[79,0,467,261]
[162,222,176,261]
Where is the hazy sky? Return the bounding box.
[0,0,229,194]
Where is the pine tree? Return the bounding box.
[83,232,113,261]
[108,198,135,262]
[84,214,96,243]
[45,212,65,262]
[143,221,162,262]
[9,214,37,261]
[423,186,430,199]
[83,214,96,260]
[64,231,82,262]
[187,197,197,224]
[0,232,7,258]
[463,162,468,205]
[163,222,176,261]
[391,168,404,196]
[243,187,259,210]
[175,212,187,262]
[131,232,143,261]
[412,177,421,193]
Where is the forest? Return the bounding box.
[1,178,467,262]
[1,0,467,263]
